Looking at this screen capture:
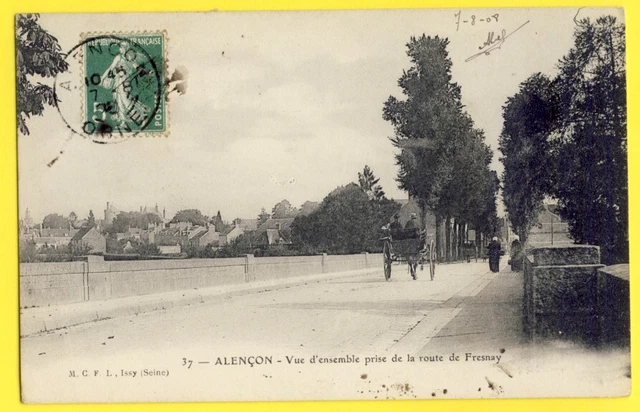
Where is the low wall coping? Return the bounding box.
[526,244,600,266]
[528,264,605,269]
[598,264,629,281]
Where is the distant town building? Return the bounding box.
[224,218,259,244]
[103,202,120,225]
[70,226,106,254]
[19,222,79,250]
[188,228,220,248]
[116,227,145,242]
[158,245,181,255]
[254,218,294,246]
[39,228,79,238]
[527,204,572,247]
[155,227,190,247]
[104,201,167,226]
[169,221,192,231]
[33,236,72,250]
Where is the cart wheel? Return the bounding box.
[410,262,418,280]
[429,240,436,281]
[383,242,392,281]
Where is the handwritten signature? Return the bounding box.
[465,20,530,62]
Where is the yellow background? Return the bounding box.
[1,1,636,411]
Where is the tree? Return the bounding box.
[499,73,557,243]
[552,16,627,264]
[19,239,38,263]
[383,35,498,259]
[87,210,96,227]
[106,235,122,253]
[16,14,69,135]
[106,211,162,234]
[42,213,68,228]
[68,211,78,223]
[358,165,385,202]
[271,200,298,219]
[211,210,228,233]
[171,209,208,226]
[383,35,468,233]
[23,208,34,229]
[257,208,270,225]
[70,243,93,256]
[137,243,160,256]
[499,15,628,264]
[298,201,320,216]
[292,183,400,254]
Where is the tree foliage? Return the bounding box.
[383,35,465,217]
[87,210,96,227]
[171,209,208,226]
[554,16,627,263]
[257,208,270,225]
[210,210,228,233]
[298,201,320,216]
[358,165,385,202]
[19,239,38,263]
[499,16,627,263]
[383,34,499,250]
[16,14,69,135]
[42,213,69,228]
[292,183,400,254]
[271,199,298,219]
[499,73,557,242]
[106,211,163,234]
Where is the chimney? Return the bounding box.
[107,201,110,210]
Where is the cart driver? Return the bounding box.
[390,213,402,230]
[404,213,418,229]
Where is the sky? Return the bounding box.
[18,7,623,223]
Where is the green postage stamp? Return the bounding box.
[82,32,166,136]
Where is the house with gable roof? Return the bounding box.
[253,218,294,246]
[70,226,106,254]
[223,218,259,245]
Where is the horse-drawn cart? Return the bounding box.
[380,227,436,281]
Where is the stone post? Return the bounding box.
[245,254,255,282]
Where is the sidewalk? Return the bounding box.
[420,263,525,353]
[416,264,631,398]
[20,267,378,337]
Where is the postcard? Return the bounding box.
[17,7,629,403]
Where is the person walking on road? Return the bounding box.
[488,237,502,273]
[509,237,523,272]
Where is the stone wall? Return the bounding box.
[20,253,380,308]
[597,264,630,346]
[523,245,606,345]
